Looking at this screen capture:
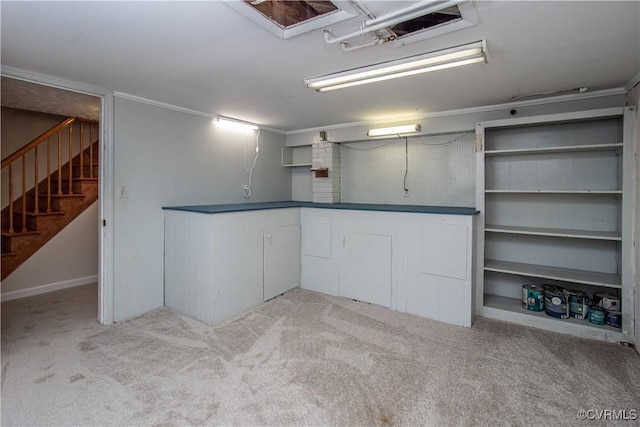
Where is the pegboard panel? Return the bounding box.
[340,132,476,207]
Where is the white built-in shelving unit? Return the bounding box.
[475,107,636,343]
[281,145,312,167]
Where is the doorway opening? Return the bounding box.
[1,75,110,324]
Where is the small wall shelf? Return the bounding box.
[282,146,312,168]
[485,142,623,156]
[483,294,624,342]
[484,259,622,289]
[485,190,623,194]
[484,224,621,241]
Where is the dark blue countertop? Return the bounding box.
[163,201,479,216]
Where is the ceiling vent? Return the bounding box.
[225,0,358,40]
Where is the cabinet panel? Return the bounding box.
[212,211,265,323]
[421,223,468,280]
[164,210,215,324]
[264,224,301,301]
[302,214,332,259]
[339,232,392,308]
[404,214,474,327]
[300,208,340,296]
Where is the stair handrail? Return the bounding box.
[2,116,99,234]
[1,117,76,168]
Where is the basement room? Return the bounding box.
[1,1,639,425]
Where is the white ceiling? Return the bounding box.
[1,1,638,132]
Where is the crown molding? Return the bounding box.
[113,92,285,134]
[1,64,108,97]
[625,72,640,92]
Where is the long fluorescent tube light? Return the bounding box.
[215,115,259,131]
[305,40,487,92]
[368,124,421,137]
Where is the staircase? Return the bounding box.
[1,117,99,280]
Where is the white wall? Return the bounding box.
[1,107,67,158]
[112,97,291,321]
[1,202,99,299]
[340,132,476,207]
[287,94,627,204]
[292,168,312,201]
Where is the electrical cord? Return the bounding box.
[340,139,398,150]
[403,135,409,193]
[341,132,472,150]
[341,131,472,196]
[416,132,471,146]
[243,128,260,197]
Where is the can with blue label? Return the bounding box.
[544,286,568,319]
[522,284,545,311]
[588,305,607,325]
[605,310,622,328]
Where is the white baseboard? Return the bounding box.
[1,275,98,302]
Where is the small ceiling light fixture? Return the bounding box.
[368,124,421,137]
[215,115,259,132]
[305,40,487,92]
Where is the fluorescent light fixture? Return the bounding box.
[368,124,421,137]
[215,116,259,131]
[305,40,487,92]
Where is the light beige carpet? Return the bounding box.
[2,283,639,426]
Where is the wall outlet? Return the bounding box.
[404,189,410,197]
[119,185,128,199]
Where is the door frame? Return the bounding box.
[1,66,115,324]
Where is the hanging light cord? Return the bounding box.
[403,135,409,193]
[243,128,260,197]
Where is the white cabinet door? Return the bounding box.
[264,224,301,301]
[339,232,392,307]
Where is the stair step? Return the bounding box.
[13,210,66,218]
[39,193,86,199]
[74,177,98,182]
[52,177,98,183]
[1,230,41,237]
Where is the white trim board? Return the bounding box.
[1,65,109,97]
[1,275,98,302]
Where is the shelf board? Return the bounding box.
[482,294,623,343]
[485,143,623,156]
[282,163,312,168]
[484,224,621,241]
[484,259,621,288]
[485,190,622,194]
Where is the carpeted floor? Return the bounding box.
[1,283,639,426]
